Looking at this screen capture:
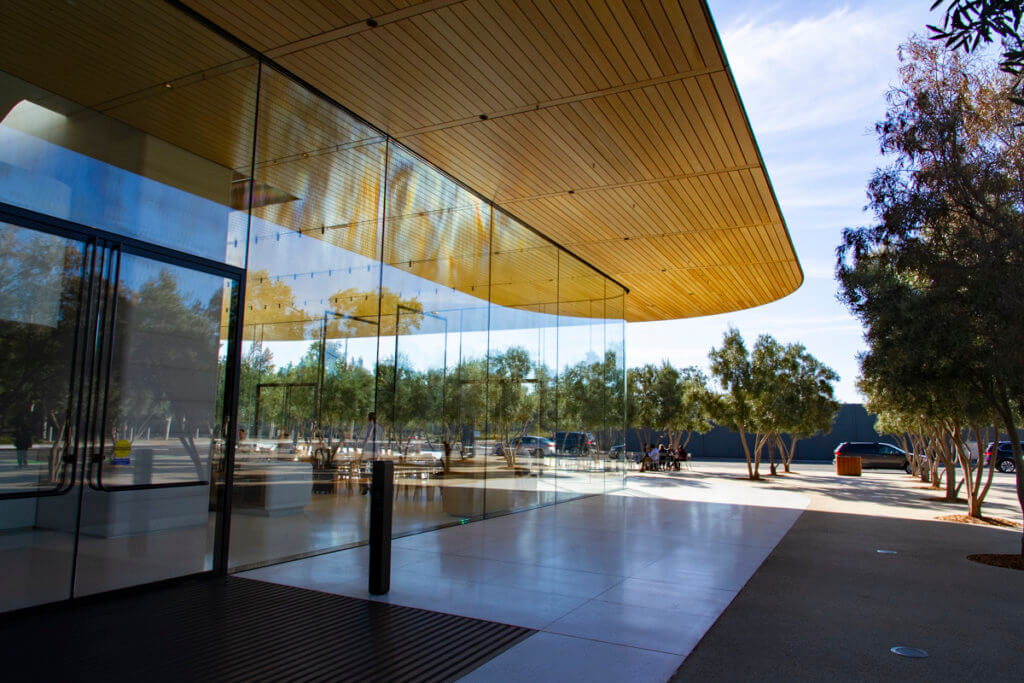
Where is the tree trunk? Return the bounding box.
[994,383,1024,555]
[783,434,798,473]
[951,422,979,517]
[738,425,754,479]
[937,429,958,501]
[976,423,999,509]
[925,436,937,489]
[918,433,930,482]
[752,431,763,479]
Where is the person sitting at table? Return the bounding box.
[648,443,661,471]
[639,443,650,472]
[676,445,689,470]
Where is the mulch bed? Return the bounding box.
[937,514,1021,529]
[967,553,1024,570]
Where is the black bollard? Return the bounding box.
[368,460,393,595]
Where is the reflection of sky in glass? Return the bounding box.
[246,212,580,335]
[0,122,245,266]
[118,256,225,315]
[0,97,623,379]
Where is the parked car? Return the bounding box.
[554,431,596,455]
[832,442,911,472]
[985,442,1018,473]
[493,435,555,458]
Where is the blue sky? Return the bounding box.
[626,0,939,403]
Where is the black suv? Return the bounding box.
[554,431,596,455]
[985,442,1018,473]
[833,442,911,472]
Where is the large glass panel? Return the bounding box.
[556,252,610,501]
[0,0,257,611]
[0,1,258,266]
[604,284,628,488]
[486,210,560,515]
[379,147,491,531]
[74,252,235,597]
[0,222,85,612]
[229,66,385,569]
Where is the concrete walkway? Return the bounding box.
[243,462,1023,681]
[669,462,1024,682]
[672,508,1024,681]
[242,473,809,681]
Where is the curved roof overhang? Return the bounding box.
[0,0,801,326]
[181,0,802,322]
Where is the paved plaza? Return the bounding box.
[244,461,1023,681]
[244,464,811,680]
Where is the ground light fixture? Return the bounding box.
[890,646,929,658]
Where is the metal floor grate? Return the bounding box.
[0,577,534,682]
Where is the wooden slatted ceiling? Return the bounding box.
[0,0,246,108]
[185,0,801,321]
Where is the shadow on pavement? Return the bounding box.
[672,508,1024,682]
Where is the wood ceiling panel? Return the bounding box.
[185,1,423,51]
[1,0,246,109]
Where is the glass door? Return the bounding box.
[0,220,88,612]
[74,248,236,597]
[0,215,240,611]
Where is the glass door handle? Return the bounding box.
[87,455,208,492]
[0,455,77,500]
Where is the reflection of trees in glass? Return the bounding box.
[560,350,624,451]
[376,354,430,449]
[320,342,375,436]
[242,268,315,340]
[237,341,377,441]
[0,226,82,475]
[488,347,537,467]
[106,267,222,447]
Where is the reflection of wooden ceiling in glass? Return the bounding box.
[184,0,802,321]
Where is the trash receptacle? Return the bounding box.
[836,455,862,476]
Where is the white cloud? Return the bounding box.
[721,4,926,136]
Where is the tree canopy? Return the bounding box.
[837,37,1024,530]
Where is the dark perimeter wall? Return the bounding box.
[625,403,890,462]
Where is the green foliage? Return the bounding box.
[837,37,1024,523]
[707,328,753,432]
[708,328,839,477]
[931,0,1024,100]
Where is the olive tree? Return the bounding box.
[838,38,1024,534]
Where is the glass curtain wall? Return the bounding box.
[0,0,255,609]
[228,66,385,568]
[487,210,559,514]
[0,1,628,580]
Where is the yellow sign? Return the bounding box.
[113,440,131,458]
